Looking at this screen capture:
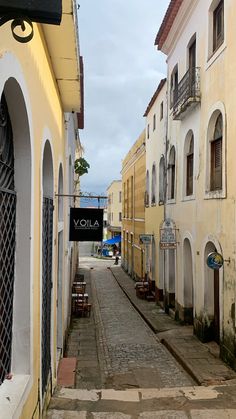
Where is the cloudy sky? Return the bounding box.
[78,0,169,195]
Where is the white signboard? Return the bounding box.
[160,218,177,249]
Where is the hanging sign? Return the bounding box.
[206,252,224,270]
[69,208,103,242]
[0,0,62,25]
[160,218,177,249]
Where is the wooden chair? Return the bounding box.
[82,303,92,317]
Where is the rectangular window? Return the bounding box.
[171,164,175,199]
[170,67,178,109]
[189,39,196,70]
[131,176,134,218]
[153,114,156,131]
[160,101,163,120]
[147,124,150,139]
[119,212,122,222]
[186,153,193,196]
[119,191,122,203]
[123,183,126,217]
[213,0,224,52]
[210,138,222,190]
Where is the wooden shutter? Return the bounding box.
[186,153,193,196]
[211,138,222,190]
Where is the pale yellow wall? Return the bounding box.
[122,131,145,279]
[160,0,236,350]
[0,20,77,417]
[145,81,166,289]
[107,180,122,236]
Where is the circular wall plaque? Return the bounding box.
[206,252,224,270]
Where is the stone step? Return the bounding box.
[47,408,236,419]
[46,386,236,418]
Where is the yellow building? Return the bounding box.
[107,180,122,239]
[155,0,236,368]
[143,79,166,301]
[0,1,83,417]
[121,131,146,280]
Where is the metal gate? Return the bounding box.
[0,94,16,385]
[41,197,53,395]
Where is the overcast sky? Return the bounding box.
[78,0,169,195]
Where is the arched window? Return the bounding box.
[210,113,222,191]
[159,156,165,204]
[145,170,150,207]
[168,146,176,200]
[151,164,156,205]
[186,134,194,196]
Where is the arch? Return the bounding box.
[1,78,32,382]
[151,163,156,205]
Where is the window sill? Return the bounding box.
[0,374,31,418]
[206,42,226,70]
[167,198,176,205]
[182,195,195,202]
[204,190,226,199]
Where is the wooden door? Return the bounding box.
[214,269,220,343]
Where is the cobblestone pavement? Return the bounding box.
[46,257,236,418]
[88,258,194,388]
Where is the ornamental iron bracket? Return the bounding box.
[0,0,62,43]
[0,14,33,43]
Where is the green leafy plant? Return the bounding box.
[74,157,90,177]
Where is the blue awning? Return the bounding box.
[103,235,121,245]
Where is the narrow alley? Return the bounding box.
[47,257,236,418]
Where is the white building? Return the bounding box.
[155,0,236,368]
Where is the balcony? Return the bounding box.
[173,67,201,120]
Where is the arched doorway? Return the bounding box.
[183,238,193,323]
[204,241,220,343]
[41,141,54,397]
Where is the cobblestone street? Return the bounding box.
[47,257,236,418]
[89,258,194,389]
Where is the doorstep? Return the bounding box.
[57,357,77,388]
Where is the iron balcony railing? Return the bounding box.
[173,67,200,119]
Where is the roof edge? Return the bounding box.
[155,0,183,50]
[143,78,167,117]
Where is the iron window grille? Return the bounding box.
[0,93,16,385]
[41,197,53,395]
